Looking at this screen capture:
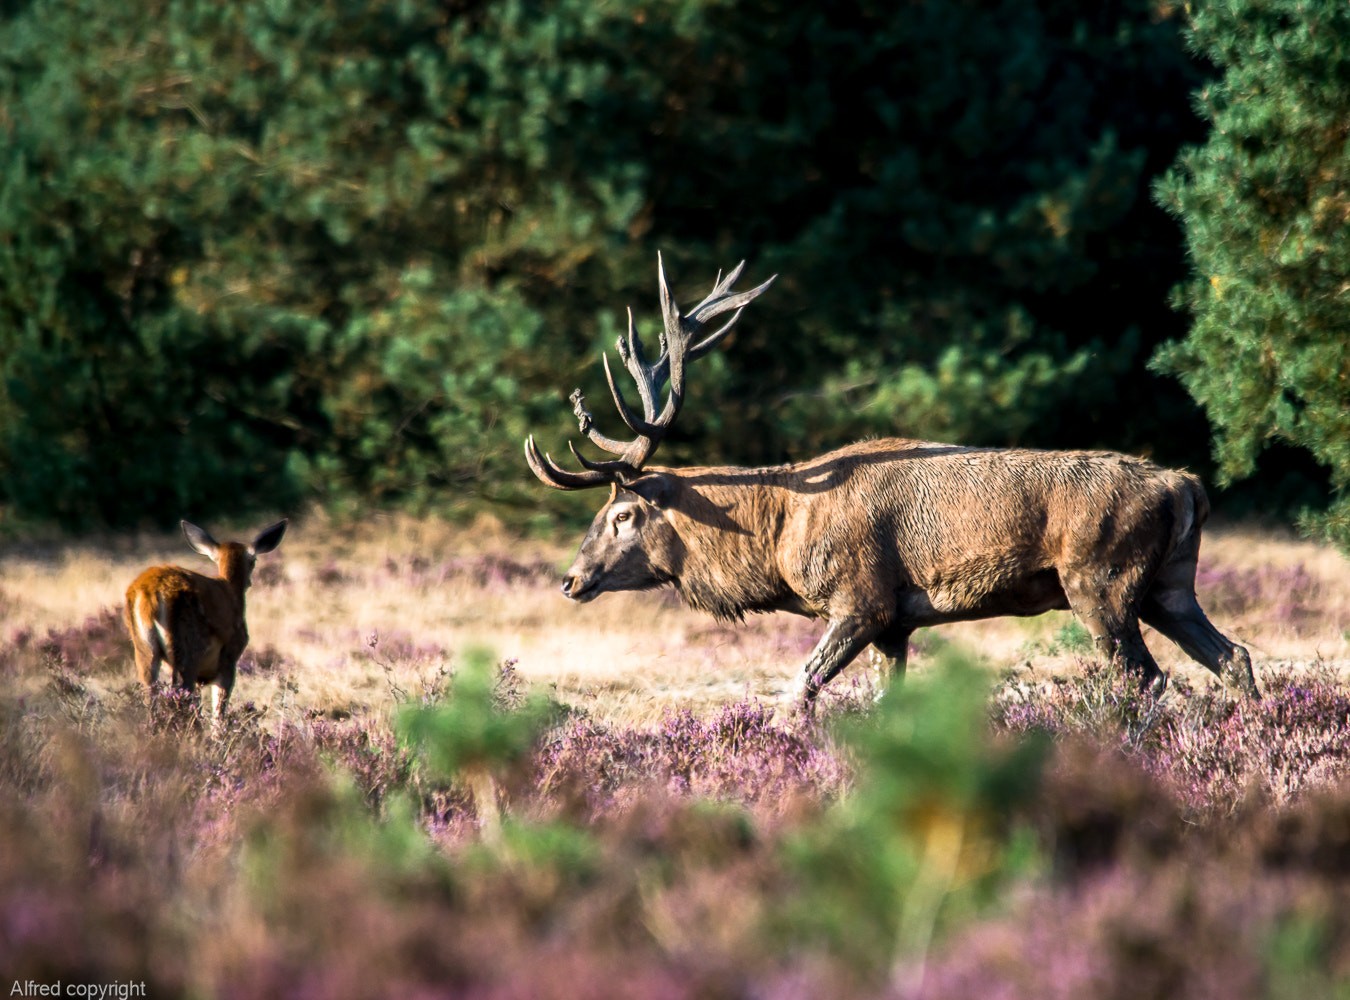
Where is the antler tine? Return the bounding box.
[690,308,745,360]
[688,273,777,358]
[619,305,660,420]
[571,379,633,457]
[656,251,684,353]
[687,271,777,325]
[629,253,771,466]
[601,353,662,439]
[524,436,618,491]
[615,295,684,443]
[688,260,745,316]
[567,440,647,481]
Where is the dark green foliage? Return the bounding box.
[0,0,1209,528]
[395,648,558,782]
[1153,0,1350,552]
[703,2,1207,464]
[782,652,1046,978]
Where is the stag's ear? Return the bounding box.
[628,472,676,509]
[182,521,219,559]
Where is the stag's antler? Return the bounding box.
[526,253,775,490]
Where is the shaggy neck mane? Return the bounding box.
[664,470,791,622]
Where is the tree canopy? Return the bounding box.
[0,0,1228,529]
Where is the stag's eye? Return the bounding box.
[613,510,632,525]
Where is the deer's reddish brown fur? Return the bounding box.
[527,256,1258,710]
[125,520,286,727]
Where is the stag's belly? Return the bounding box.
[899,568,1069,625]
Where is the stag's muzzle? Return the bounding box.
[560,572,599,602]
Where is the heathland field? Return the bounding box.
[2,516,1349,998]
[5,515,1347,724]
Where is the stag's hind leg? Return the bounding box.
[1139,535,1258,698]
[1141,589,1258,699]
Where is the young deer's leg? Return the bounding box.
[125,601,166,703]
[165,606,208,726]
[794,617,886,713]
[130,632,162,689]
[169,635,203,693]
[209,660,237,735]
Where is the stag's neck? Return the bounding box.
[664,470,794,622]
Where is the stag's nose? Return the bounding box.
[560,574,578,598]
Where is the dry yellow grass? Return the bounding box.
[1,514,1346,727]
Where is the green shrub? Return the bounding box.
[780,649,1046,982]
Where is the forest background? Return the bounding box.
[0,0,1346,545]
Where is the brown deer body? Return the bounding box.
[125,520,287,727]
[527,256,1258,710]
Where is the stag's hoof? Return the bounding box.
[790,670,822,713]
[791,690,820,724]
[1121,657,1168,700]
[1221,649,1260,700]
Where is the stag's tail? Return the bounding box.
[1164,471,1210,566]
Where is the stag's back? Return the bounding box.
[761,438,1206,612]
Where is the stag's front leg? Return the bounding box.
[793,617,886,714]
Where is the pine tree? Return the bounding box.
[1153,0,1350,551]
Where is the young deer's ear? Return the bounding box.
[182,521,219,559]
[249,519,288,556]
[630,472,676,509]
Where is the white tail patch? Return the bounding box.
[153,600,175,659]
[132,594,168,660]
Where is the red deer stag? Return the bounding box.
[125,519,288,730]
[525,255,1258,711]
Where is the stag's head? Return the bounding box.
[526,254,774,601]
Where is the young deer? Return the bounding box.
[125,519,288,730]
